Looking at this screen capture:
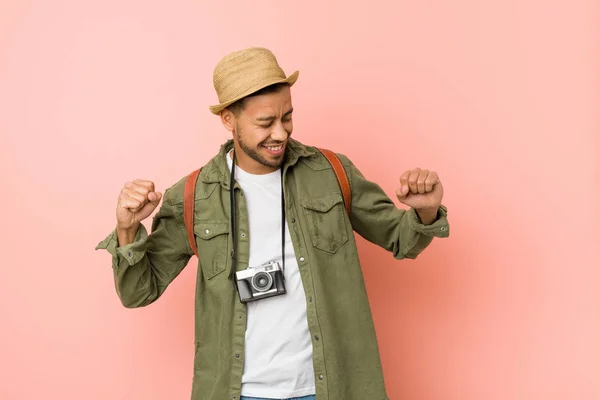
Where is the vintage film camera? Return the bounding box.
[235,260,286,303]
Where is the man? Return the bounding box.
[96,47,450,400]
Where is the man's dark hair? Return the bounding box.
[227,83,289,116]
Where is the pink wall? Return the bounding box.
[1,0,598,399]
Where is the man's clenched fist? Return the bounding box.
[396,168,443,221]
[116,179,162,230]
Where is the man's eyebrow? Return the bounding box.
[255,108,294,122]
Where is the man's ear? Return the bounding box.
[220,109,236,132]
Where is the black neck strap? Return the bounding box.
[230,151,285,277]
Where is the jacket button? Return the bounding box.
[299,257,305,262]
[319,374,324,380]
[291,218,296,223]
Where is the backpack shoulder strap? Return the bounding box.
[183,168,202,257]
[184,149,350,256]
[316,148,352,217]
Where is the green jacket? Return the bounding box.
[96,138,450,400]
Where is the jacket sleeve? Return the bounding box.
[337,154,450,260]
[94,182,194,308]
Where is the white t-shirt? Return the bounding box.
[227,151,315,398]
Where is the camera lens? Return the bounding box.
[251,271,273,292]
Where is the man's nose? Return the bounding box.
[271,122,288,141]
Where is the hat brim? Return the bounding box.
[209,70,299,115]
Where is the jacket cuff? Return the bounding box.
[95,224,148,266]
[407,204,449,238]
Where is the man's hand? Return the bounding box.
[116,179,162,237]
[396,168,444,224]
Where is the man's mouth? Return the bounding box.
[262,143,285,155]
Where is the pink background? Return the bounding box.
[1,0,598,399]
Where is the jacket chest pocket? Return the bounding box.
[300,194,349,254]
[194,221,230,279]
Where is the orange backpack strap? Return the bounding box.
[183,168,202,257]
[316,148,352,217]
[184,148,350,256]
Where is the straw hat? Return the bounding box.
[209,47,299,114]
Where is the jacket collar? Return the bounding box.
[200,138,316,188]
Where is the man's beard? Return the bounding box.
[235,124,286,169]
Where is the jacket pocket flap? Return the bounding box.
[300,194,344,213]
[195,221,229,240]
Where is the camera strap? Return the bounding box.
[230,150,286,279]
